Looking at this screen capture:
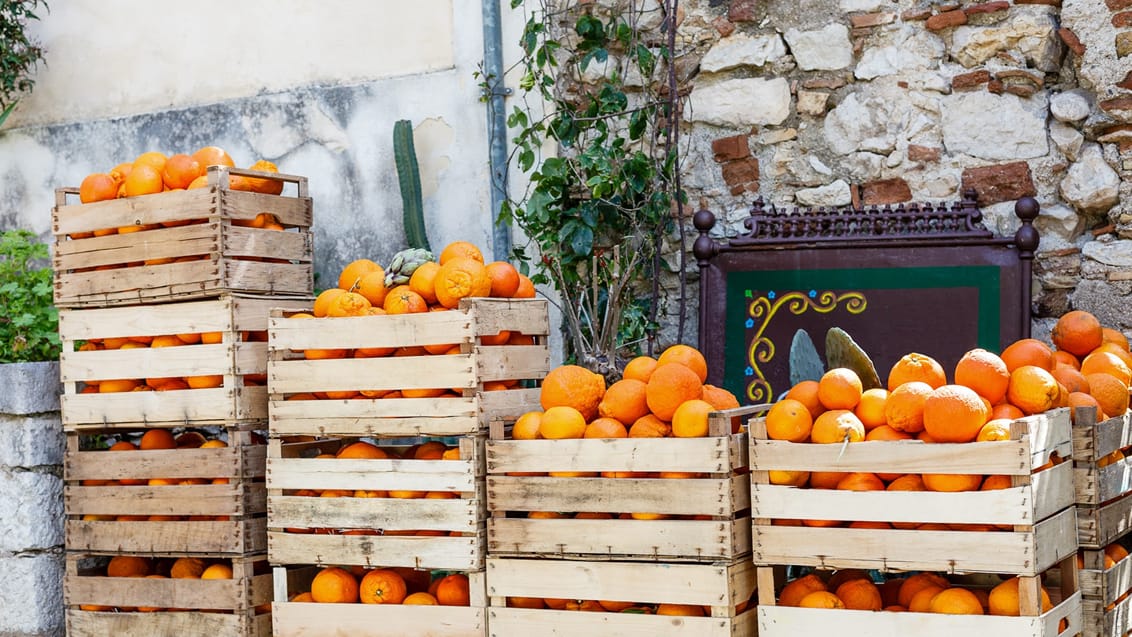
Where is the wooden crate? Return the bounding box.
[486,557,757,637]
[53,165,313,308]
[749,408,1077,575]
[755,559,1082,637]
[65,553,272,637]
[65,427,266,555]
[272,566,486,637]
[60,295,311,430]
[485,408,750,562]
[267,298,549,437]
[1079,546,1132,637]
[267,436,485,571]
[1073,409,1132,549]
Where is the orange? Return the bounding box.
[922,384,988,443]
[597,379,650,425]
[201,564,232,579]
[107,555,152,577]
[336,441,389,459]
[798,591,845,609]
[356,270,389,307]
[836,472,884,491]
[865,425,912,441]
[646,364,704,421]
[404,592,439,605]
[313,289,347,317]
[326,292,372,317]
[818,368,863,410]
[769,469,810,486]
[138,429,177,450]
[1094,342,1132,370]
[982,474,1012,491]
[541,365,606,421]
[192,146,235,169]
[1080,351,1132,387]
[785,380,826,419]
[237,159,285,195]
[929,588,984,615]
[671,399,714,437]
[512,411,543,440]
[628,414,671,437]
[704,384,743,433]
[854,388,888,430]
[922,473,983,492]
[584,417,628,438]
[954,349,1010,404]
[186,375,223,389]
[888,353,947,391]
[884,381,933,433]
[100,379,140,393]
[836,579,882,611]
[1067,392,1102,422]
[976,418,1012,442]
[162,154,203,189]
[485,261,521,298]
[1051,365,1090,394]
[384,285,428,314]
[408,261,441,305]
[656,344,709,383]
[79,173,119,203]
[656,603,706,616]
[513,273,536,298]
[539,406,587,439]
[123,163,164,197]
[988,577,1052,616]
[435,574,471,606]
[990,402,1025,421]
[1052,310,1104,357]
[310,567,359,603]
[1106,543,1129,563]
[811,471,849,489]
[1001,338,1054,372]
[438,241,484,265]
[765,398,814,442]
[359,569,407,604]
[1006,366,1060,415]
[779,574,827,607]
[898,573,950,608]
[1088,373,1129,419]
[338,259,382,291]
[623,356,658,383]
[810,410,865,444]
[1053,350,1081,369]
[435,258,492,308]
[1103,328,1130,351]
[133,151,168,173]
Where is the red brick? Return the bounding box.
[1119,32,1132,58]
[926,10,967,31]
[850,12,896,28]
[1117,70,1132,91]
[964,1,1009,16]
[1114,11,1132,28]
[711,16,735,37]
[952,70,992,91]
[908,145,942,162]
[902,7,933,20]
[1015,0,1061,5]
[1106,0,1132,10]
[1100,96,1132,113]
[728,0,760,22]
[960,162,1037,207]
[861,178,913,206]
[987,79,1004,94]
[712,135,750,163]
[721,158,759,186]
[1058,28,1086,57]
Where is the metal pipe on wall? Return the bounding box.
[481,0,512,263]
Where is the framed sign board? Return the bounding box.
[693,192,1040,404]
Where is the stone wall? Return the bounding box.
[656,0,1132,344]
[0,362,64,637]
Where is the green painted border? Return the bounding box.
[723,266,1002,401]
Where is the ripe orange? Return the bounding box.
[192,146,235,169]
[404,592,439,605]
[438,241,484,265]
[1067,392,1102,422]
[79,173,119,203]
[898,573,950,608]
[107,555,152,577]
[1053,350,1081,369]
[671,399,714,437]
[818,368,863,410]
[539,406,587,439]
[989,402,1025,421]
[798,591,845,609]
[623,356,658,383]
[485,261,521,298]
[597,379,650,425]
[162,154,203,189]
[655,603,706,616]
[628,414,671,437]
[513,273,536,298]
[338,259,382,291]
[1006,366,1060,415]
[836,472,884,491]
[359,569,407,604]
[765,398,813,442]
[311,567,359,603]
[584,417,628,438]
[326,292,372,317]
[1001,339,1054,372]
[541,365,606,421]
[313,289,347,317]
[888,353,947,391]
[785,380,826,419]
[1102,328,1130,351]
[355,270,389,307]
[922,384,988,443]
[922,473,984,492]
[1051,365,1090,394]
[656,344,709,383]
[646,363,704,421]
[988,577,1052,616]
[884,381,933,433]
[810,410,865,444]
[929,588,984,615]
[435,574,471,606]
[123,163,164,197]
[854,388,888,431]
[976,419,1012,442]
[408,261,441,305]
[779,574,827,607]
[384,285,428,314]
[954,349,1010,404]
[201,564,232,579]
[512,411,543,440]
[1052,310,1104,357]
[836,578,883,611]
[1080,351,1132,387]
[337,441,389,459]
[865,425,912,441]
[1088,373,1130,418]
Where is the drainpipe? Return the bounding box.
[482,0,512,263]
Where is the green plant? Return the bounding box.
[394,119,431,251]
[0,229,59,362]
[0,0,47,128]
[495,0,685,380]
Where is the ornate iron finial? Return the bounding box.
[692,209,717,265]
[1013,197,1040,257]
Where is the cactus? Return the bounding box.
[394,120,430,251]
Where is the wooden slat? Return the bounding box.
[54,223,219,268]
[1077,492,1132,549]
[487,475,746,516]
[462,297,550,337]
[268,532,483,572]
[268,495,479,531]
[1074,409,1132,462]
[67,483,265,517]
[476,345,550,382]
[268,457,477,492]
[1079,550,1132,603]
[66,571,244,609]
[220,260,312,297]
[222,225,311,261]
[271,601,483,637]
[750,437,1035,475]
[61,387,266,428]
[65,445,259,481]
[66,611,263,637]
[65,518,267,555]
[61,343,234,382]
[268,310,475,350]
[268,355,477,393]
[486,435,744,474]
[58,295,307,340]
[219,188,312,228]
[270,396,477,420]
[54,189,217,235]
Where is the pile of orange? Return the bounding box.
[280,439,469,537]
[77,428,257,524]
[78,555,257,613]
[283,241,539,401]
[74,330,268,394]
[761,310,1131,528]
[290,567,471,607]
[776,568,1060,617]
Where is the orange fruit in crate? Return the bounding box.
[628,414,670,438]
[597,379,649,425]
[836,472,884,491]
[79,173,119,203]
[162,154,203,189]
[954,349,1010,404]
[435,258,492,309]
[835,579,882,611]
[485,261,520,298]
[854,388,888,431]
[107,556,152,577]
[513,273,536,298]
[512,411,543,440]
[1001,339,1054,372]
[584,417,628,438]
[818,368,863,410]
[326,292,372,317]
[898,573,950,608]
[989,402,1025,421]
[1080,351,1132,386]
[239,160,285,195]
[671,399,713,438]
[1053,350,1081,370]
[922,473,983,492]
[360,569,408,604]
[123,163,164,197]
[186,375,223,389]
[541,365,606,421]
[139,429,176,450]
[922,384,988,443]
[1052,310,1104,357]
[622,356,658,383]
[785,380,825,419]
[356,270,389,307]
[766,398,813,442]
[311,567,359,603]
[133,151,168,173]
[1051,365,1089,394]
[439,241,484,265]
[1067,392,1102,421]
[338,259,382,291]
[192,146,235,169]
[656,344,709,383]
[337,441,388,459]
[1094,342,1132,371]
[908,585,948,612]
[798,591,845,609]
[1088,373,1129,418]
[988,577,1052,615]
[646,363,703,421]
[888,353,947,391]
[779,574,827,607]
[201,564,232,579]
[1007,366,1060,415]
[810,410,865,444]
[384,285,428,314]
[976,419,1012,442]
[538,406,587,440]
[865,425,911,441]
[656,603,706,616]
[1106,543,1129,563]
[408,261,441,305]
[929,588,984,614]
[404,592,439,605]
[435,574,471,606]
[312,289,347,317]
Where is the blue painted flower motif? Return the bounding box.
[745,318,755,328]
[745,366,754,377]
[808,289,817,298]
[768,291,776,300]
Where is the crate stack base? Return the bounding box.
[1073,408,1132,636]
[267,298,550,636]
[749,407,1083,636]
[66,553,272,637]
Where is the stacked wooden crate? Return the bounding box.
[749,407,1082,636]
[1072,408,1132,637]
[55,167,313,637]
[484,406,757,636]
[266,298,549,637]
